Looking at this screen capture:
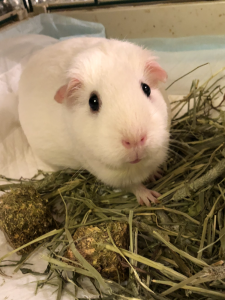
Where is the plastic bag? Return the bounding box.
[0,13,105,42]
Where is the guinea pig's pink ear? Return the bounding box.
[54,85,68,103]
[144,61,167,87]
[54,79,81,104]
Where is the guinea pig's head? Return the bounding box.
[54,39,170,180]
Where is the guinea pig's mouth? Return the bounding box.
[128,150,148,164]
[130,158,141,164]
[128,152,147,164]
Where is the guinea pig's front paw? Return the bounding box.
[132,184,161,206]
[149,168,163,182]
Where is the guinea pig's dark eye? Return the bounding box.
[89,94,100,112]
[141,83,151,97]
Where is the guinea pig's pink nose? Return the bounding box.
[122,135,147,149]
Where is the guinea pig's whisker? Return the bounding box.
[169,139,188,145]
[167,148,187,162]
[159,145,187,162]
[168,143,190,153]
[169,139,194,149]
[72,167,85,179]
[169,139,197,155]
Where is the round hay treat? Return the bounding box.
[0,186,55,254]
[65,221,129,282]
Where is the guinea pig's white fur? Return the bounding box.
[18,37,171,206]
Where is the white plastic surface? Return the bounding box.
[0,15,225,300]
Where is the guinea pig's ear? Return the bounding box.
[144,60,167,87]
[54,79,81,104]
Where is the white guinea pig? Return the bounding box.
[18,37,171,206]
